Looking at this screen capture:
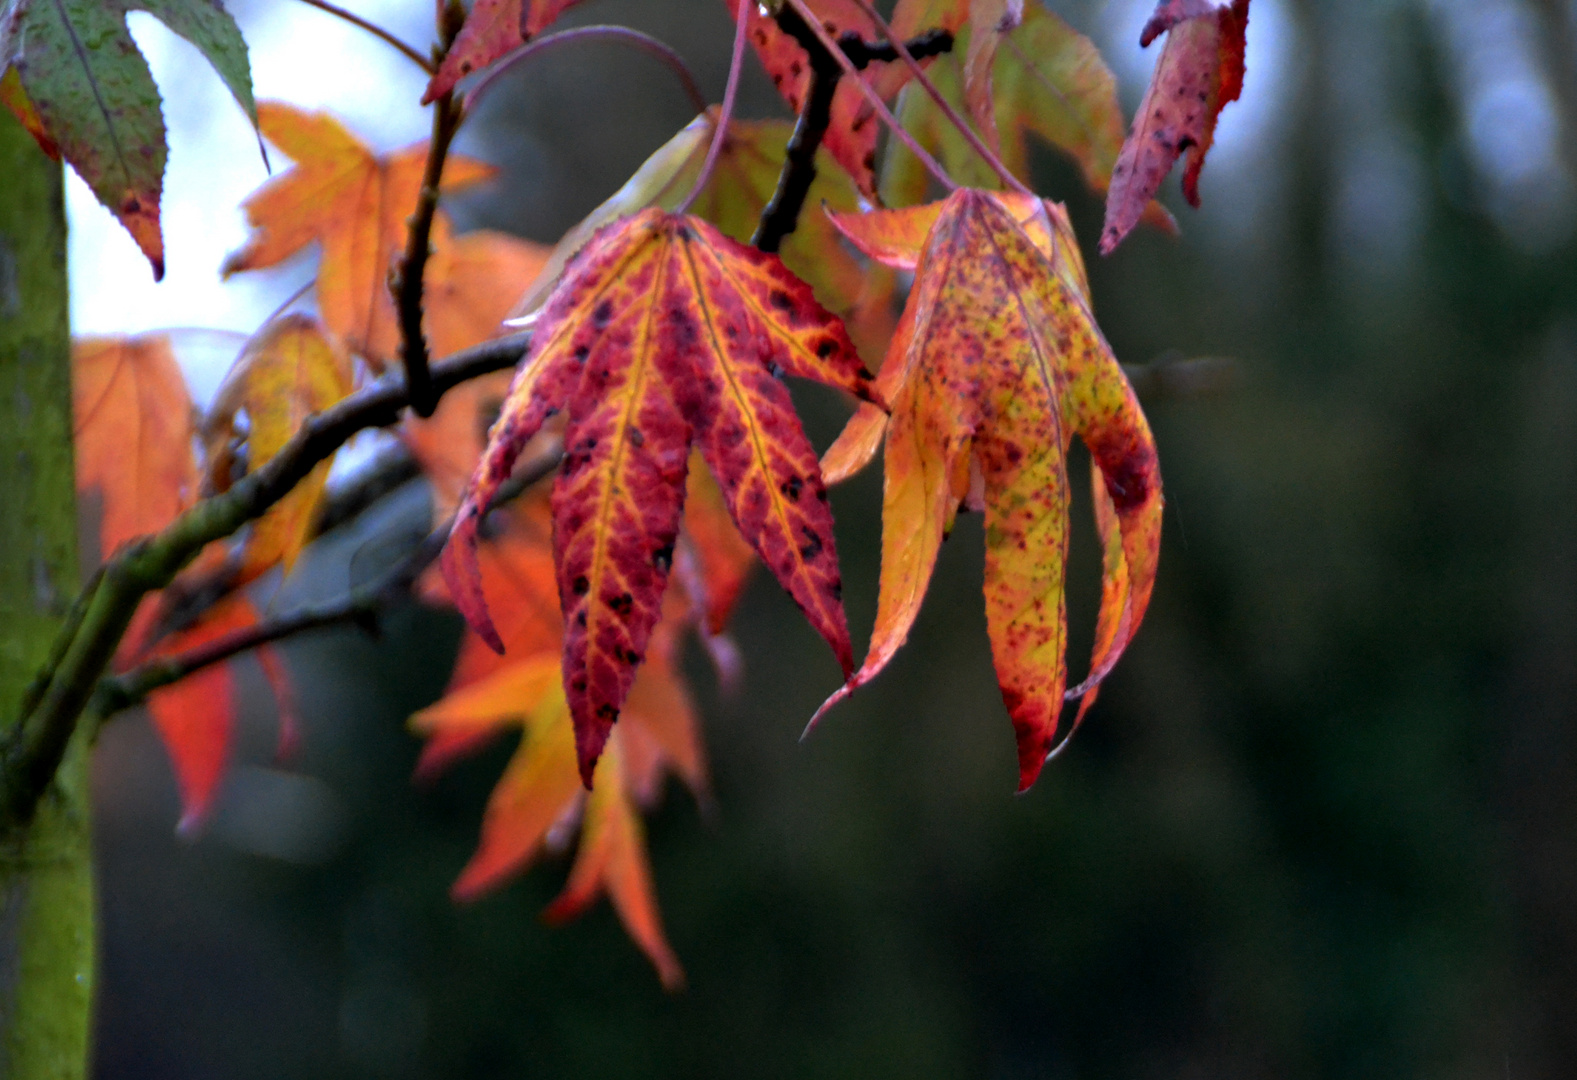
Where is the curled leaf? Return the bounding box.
[1100,0,1249,254]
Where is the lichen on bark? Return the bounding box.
[0,107,95,1080]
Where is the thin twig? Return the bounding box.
[783,0,955,193]
[675,5,752,217]
[96,444,564,716]
[846,0,1032,196]
[0,331,533,829]
[464,25,708,116]
[396,89,464,419]
[292,0,434,73]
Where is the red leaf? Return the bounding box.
[425,0,589,103]
[1100,0,1250,254]
[443,209,869,785]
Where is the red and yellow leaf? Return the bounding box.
[444,208,869,785]
[206,315,353,578]
[222,103,496,367]
[1100,0,1249,254]
[72,334,199,560]
[816,190,1161,790]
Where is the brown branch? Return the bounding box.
[752,10,953,252]
[94,442,563,718]
[395,89,464,419]
[0,330,533,829]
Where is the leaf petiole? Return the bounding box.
[675,6,752,216]
[464,26,708,117]
[292,0,435,73]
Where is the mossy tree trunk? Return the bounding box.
[0,109,95,1079]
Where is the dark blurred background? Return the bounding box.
[88,0,1577,1076]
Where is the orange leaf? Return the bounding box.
[443,209,870,785]
[0,67,59,160]
[222,103,496,367]
[206,315,352,579]
[816,190,1162,790]
[1100,0,1249,254]
[963,0,1023,151]
[542,738,685,990]
[678,454,756,635]
[72,334,199,561]
[141,595,259,834]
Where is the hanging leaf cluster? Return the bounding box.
[63,0,1251,987]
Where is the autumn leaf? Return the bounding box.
[222,102,496,368]
[0,0,257,278]
[424,0,588,103]
[205,314,352,578]
[814,190,1162,791]
[679,454,757,636]
[72,334,199,560]
[444,208,870,785]
[1100,0,1249,254]
[883,0,1172,239]
[413,485,703,988]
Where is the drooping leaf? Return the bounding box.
[72,334,199,559]
[140,593,257,834]
[1100,0,1249,254]
[815,190,1162,790]
[222,102,496,367]
[0,0,257,277]
[444,208,869,784]
[882,0,1173,238]
[424,0,588,103]
[542,736,685,990]
[205,314,352,578]
[412,576,703,988]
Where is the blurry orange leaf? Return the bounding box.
[443,208,870,785]
[679,454,756,636]
[72,334,199,560]
[1100,0,1249,254]
[141,595,258,834]
[815,190,1162,790]
[0,67,59,159]
[222,102,495,367]
[206,315,352,579]
[542,737,685,990]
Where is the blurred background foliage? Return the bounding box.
[87,0,1577,1076]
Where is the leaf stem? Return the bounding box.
[782,0,955,193]
[292,0,434,73]
[0,331,534,830]
[846,0,1032,196]
[464,26,709,117]
[675,4,752,217]
[396,86,463,419]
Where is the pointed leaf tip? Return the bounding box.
[441,510,507,654]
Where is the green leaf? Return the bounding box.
[0,0,258,279]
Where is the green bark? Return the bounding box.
[0,109,95,1080]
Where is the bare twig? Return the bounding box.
[292,0,434,73]
[753,9,954,252]
[0,331,533,829]
[783,0,955,192]
[464,25,708,116]
[395,87,464,419]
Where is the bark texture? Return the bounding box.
[0,108,95,1080]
